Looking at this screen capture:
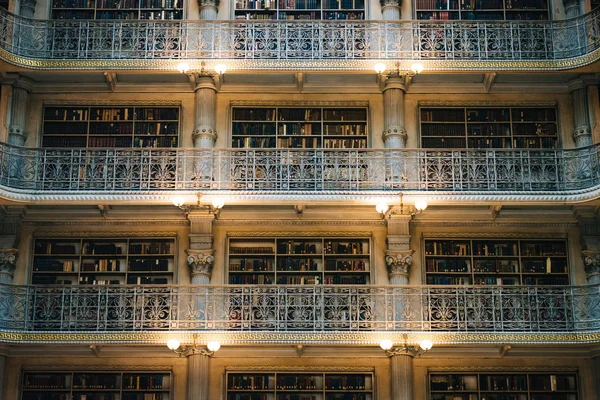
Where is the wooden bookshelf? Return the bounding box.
[21,371,172,400]
[415,0,549,20]
[42,106,180,148]
[235,0,364,20]
[429,371,578,400]
[228,237,371,285]
[420,107,558,149]
[232,107,368,149]
[226,371,374,399]
[51,0,183,20]
[424,239,568,286]
[32,237,176,285]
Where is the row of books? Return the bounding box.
[43,121,87,135]
[73,374,118,389]
[426,259,471,273]
[34,259,75,272]
[230,246,275,254]
[229,274,274,284]
[79,276,121,285]
[133,137,179,148]
[425,241,470,256]
[421,124,466,137]
[277,259,320,271]
[129,258,170,271]
[89,123,135,135]
[135,122,179,135]
[126,276,169,284]
[276,375,319,390]
[322,138,366,149]
[324,260,367,271]
[278,137,320,148]
[229,259,273,271]
[81,259,120,272]
[278,0,320,9]
[322,275,368,284]
[277,276,321,284]
[35,243,78,255]
[123,375,168,390]
[473,260,519,273]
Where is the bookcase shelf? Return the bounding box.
[22,371,171,400]
[415,0,549,20]
[420,107,557,149]
[235,0,364,20]
[232,107,368,149]
[226,371,373,400]
[32,237,176,285]
[424,239,568,286]
[228,237,371,285]
[42,106,180,148]
[51,0,183,19]
[429,371,578,400]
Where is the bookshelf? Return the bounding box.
[424,239,568,285]
[235,0,365,20]
[231,107,368,149]
[420,107,558,149]
[226,371,374,399]
[51,0,183,20]
[429,371,578,400]
[21,371,172,400]
[415,0,549,20]
[42,106,180,148]
[228,237,371,285]
[32,237,176,285]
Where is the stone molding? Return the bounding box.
[186,249,215,279]
[231,100,369,107]
[0,248,17,282]
[583,250,600,280]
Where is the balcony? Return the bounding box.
[1,8,600,71]
[0,283,598,345]
[0,143,599,203]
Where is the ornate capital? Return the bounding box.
[583,250,600,280]
[198,0,219,7]
[380,0,401,8]
[385,250,413,279]
[20,0,37,17]
[572,125,591,141]
[186,249,214,279]
[0,249,18,283]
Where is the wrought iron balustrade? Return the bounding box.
[0,143,599,198]
[0,283,598,333]
[0,7,599,68]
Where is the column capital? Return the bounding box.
[194,75,218,91]
[186,249,214,280]
[192,128,218,144]
[385,250,413,280]
[572,126,592,146]
[387,346,420,358]
[583,250,600,281]
[0,248,18,283]
[382,75,406,92]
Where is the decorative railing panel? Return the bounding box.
[0,143,599,195]
[0,8,600,67]
[0,284,598,333]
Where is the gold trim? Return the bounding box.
[33,231,179,238]
[231,101,370,107]
[422,232,567,239]
[428,366,578,372]
[226,365,375,372]
[23,365,173,371]
[44,101,181,106]
[418,101,558,107]
[226,231,373,237]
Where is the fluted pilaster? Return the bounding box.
[390,353,413,400]
[382,76,407,148]
[571,87,592,147]
[187,212,215,283]
[386,215,412,285]
[0,249,17,285]
[8,85,30,147]
[193,76,218,148]
[381,0,401,20]
[198,0,218,19]
[187,352,210,400]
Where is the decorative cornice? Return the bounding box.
[422,232,567,239]
[226,365,375,372]
[26,220,187,227]
[1,331,599,345]
[43,100,181,106]
[215,220,386,227]
[23,365,172,371]
[417,100,558,107]
[428,366,578,372]
[226,231,372,237]
[32,231,178,237]
[230,100,370,107]
[186,249,214,278]
[416,221,578,228]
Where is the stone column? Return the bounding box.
[381,0,401,20]
[193,76,218,148]
[187,351,211,400]
[382,76,407,149]
[583,250,600,285]
[390,353,414,400]
[385,215,412,285]
[197,0,218,19]
[0,249,17,285]
[19,0,37,18]
[8,82,31,147]
[571,87,593,147]
[563,0,581,18]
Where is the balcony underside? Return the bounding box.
[0,144,599,204]
[1,8,600,71]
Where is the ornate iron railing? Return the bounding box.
[0,283,598,333]
[0,143,599,197]
[0,7,599,68]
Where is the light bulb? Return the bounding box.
[207,341,221,352]
[172,196,185,208]
[414,199,428,212]
[376,202,389,215]
[419,339,433,351]
[212,198,225,210]
[374,63,387,74]
[214,64,227,75]
[177,62,190,74]
[410,63,424,75]
[167,339,181,351]
[380,339,393,351]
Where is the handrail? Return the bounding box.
[0,7,600,69]
[0,143,599,201]
[0,283,598,334]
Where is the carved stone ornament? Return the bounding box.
[380,0,401,7]
[198,0,219,7]
[583,250,600,279]
[186,249,215,278]
[385,251,413,278]
[572,125,591,140]
[382,127,407,142]
[192,128,217,139]
[0,248,18,282]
